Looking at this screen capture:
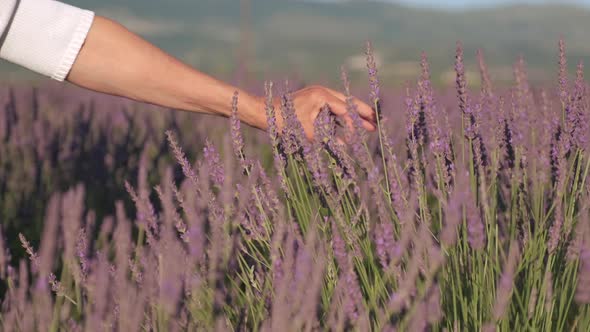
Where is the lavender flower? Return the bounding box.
[456,41,469,114]
[492,242,521,321]
[387,152,409,215]
[229,91,249,171]
[0,226,8,279]
[254,160,281,218]
[575,247,590,304]
[571,60,588,149]
[342,267,364,322]
[124,181,158,246]
[366,41,381,109]
[331,220,348,269]
[477,49,494,100]
[421,53,441,153]
[425,283,442,324]
[265,81,289,193]
[315,106,357,184]
[406,88,422,190]
[375,218,395,269]
[496,97,516,171]
[279,85,307,156]
[18,233,39,272]
[544,269,554,312]
[558,37,569,106]
[341,66,372,173]
[421,52,454,190]
[48,272,64,295]
[76,228,89,281]
[203,138,225,187]
[280,85,330,191]
[466,196,485,251]
[441,173,468,246]
[166,130,200,189]
[548,131,569,253]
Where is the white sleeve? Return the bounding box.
[0,0,94,81]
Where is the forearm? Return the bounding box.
[67,16,267,129]
[1,1,374,141]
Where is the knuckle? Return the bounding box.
[310,91,327,103]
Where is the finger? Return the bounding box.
[324,87,376,123]
[362,119,376,131]
[323,97,375,132]
[350,96,377,123]
[328,102,355,133]
[323,87,347,102]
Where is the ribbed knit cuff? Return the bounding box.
[52,10,94,81]
[0,0,18,39]
[0,0,95,82]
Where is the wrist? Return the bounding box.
[240,94,268,131]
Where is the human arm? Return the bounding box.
[1,1,376,139]
[67,16,376,138]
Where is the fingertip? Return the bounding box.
[363,120,376,131]
[359,104,377,121]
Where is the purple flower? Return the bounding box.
[280,86,330,192]
[455,41,469,114]
[280,85,308,156]
[18,233,39,272]
[0,226,8,279]
[124,181,158,246]
[548,132,569,253]
[387,153,409,216]
[165,130,200,189]
[341,66,372,173]
[575,247,590,304]
[229,91,250,171]
[368,166,390,225]
[570,60,588,149]
[441,176,467,247]
[331,220,348,269]
[264,81,289,193]
[314,107,357,183]
[48,272,63,294]
[544,269,554,312]
[420,52,454,189]
[466,196,485,251]
[203,138,225,187]
[366,41,381,108]
[558,38,569,106]
[314,106,336,144]
[477,49,494,100]
[375,218,395,269]
[495,97,516,170]
[492,242,520,321]
[76,228,89,281]
[567,210,589,261]
[254,160,281,217]
[342,267,364,322]
[425,283,442,324]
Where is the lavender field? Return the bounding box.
[0,40,589,331]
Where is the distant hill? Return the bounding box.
[2,0,589,87]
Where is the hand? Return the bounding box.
[272,85,377,141]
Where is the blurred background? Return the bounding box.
[2,0,590,88]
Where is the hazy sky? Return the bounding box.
[318,0,590,9]
[393,0,590,9]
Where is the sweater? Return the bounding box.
[0,0,94,81]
